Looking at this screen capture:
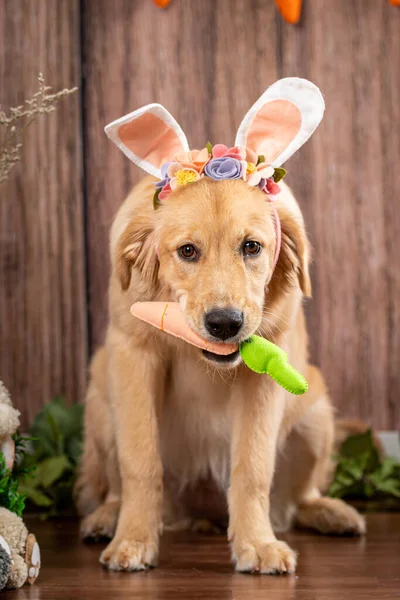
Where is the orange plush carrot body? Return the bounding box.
[131,302,238,355]
[275,0,302,24]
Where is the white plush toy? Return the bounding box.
[0,507,41,589]
[0,380,41,589]
[0,380,20,470]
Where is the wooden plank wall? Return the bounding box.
[0,0,399,429]
[280,0,400,429]
[0,0,87,429]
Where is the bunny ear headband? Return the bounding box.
[105,77,324,274]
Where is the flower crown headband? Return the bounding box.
[105,77,324,277]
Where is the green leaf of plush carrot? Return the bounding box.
[239,335,308,395]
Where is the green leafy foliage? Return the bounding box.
[0,433,32,516]
[153,187,162,210]
[0,453,25,516]
[329,430,400,509]
[206,141,213,155]
[19,397,83,516]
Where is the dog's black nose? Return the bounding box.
[204,308,244,340]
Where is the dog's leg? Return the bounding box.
[77,348,122,541]
[99,331,164,571]
[274,366,365,536]
[80,444,121,541]
[75,416,106,518]
[75,357,109,517]
[228,378,297,575]
[81,501,120,541]
[290,386,366,536]
[296,496,366,535]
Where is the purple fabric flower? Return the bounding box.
[204,157,242,181]
[258,178,267,190]
[154,162,172,188]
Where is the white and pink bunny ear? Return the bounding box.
[235,78,325,167]
[105,104,189,179]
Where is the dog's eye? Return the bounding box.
[178,244,198,261]
[243,240,261,256]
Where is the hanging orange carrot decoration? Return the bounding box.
[152,0,172,7]
[388,0,400,6]
[275,0,303,24]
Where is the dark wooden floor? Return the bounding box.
[7,514,400,599]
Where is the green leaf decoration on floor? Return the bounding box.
[18,397,84,516]
[0,433,33,516]
[239,335,308,395]
[329,429,400,509]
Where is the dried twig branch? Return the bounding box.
[0,73,77,183]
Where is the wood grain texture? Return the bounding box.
[0,0,87,428]
[82,0,278,349]
[15,513,400,599]
[279,0,400,428]
[0,0,399,429]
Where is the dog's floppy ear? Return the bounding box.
[114,216,159,292]
[272,205,312,297]
[235,78,324,166]
[105,104,189,178]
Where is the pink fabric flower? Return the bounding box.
[159,181,172,201]
[212,144,247,161]
[174,148,210,173]
[265,178,281,198]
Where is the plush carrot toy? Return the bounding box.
[131,302,308,395]
[275,0,302,24]
[152,0,172,7]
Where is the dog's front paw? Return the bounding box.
[100,536,158,571]
[232,540,297,574]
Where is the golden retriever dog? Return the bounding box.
[76,174,365,574]
[77,78,365,573]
